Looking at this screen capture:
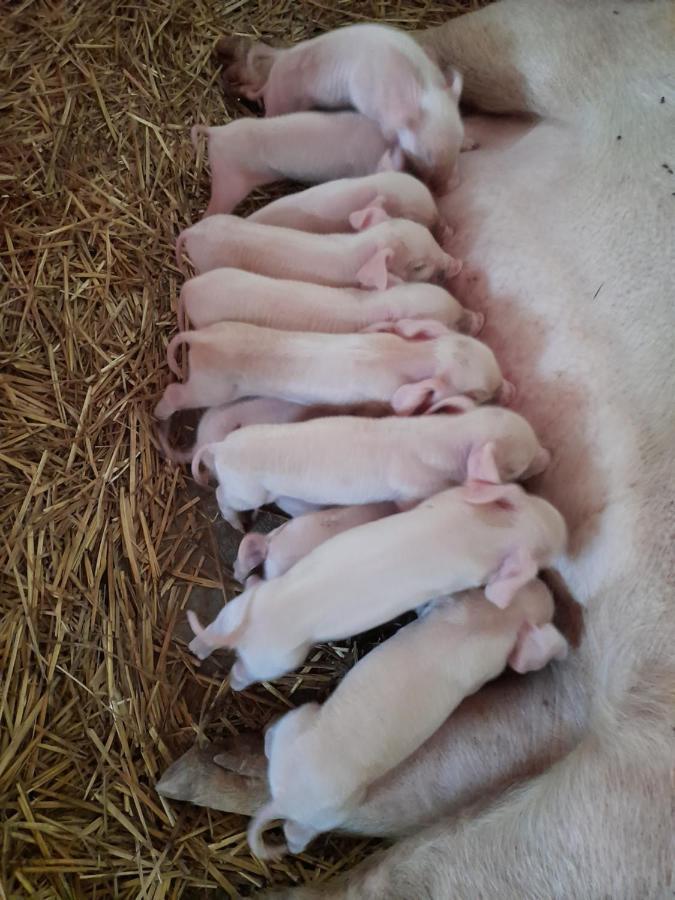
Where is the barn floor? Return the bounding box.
[1,1,481,895]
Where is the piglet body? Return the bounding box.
[187,483,567,687]
[180,269,477,334]
[154,322,505,420]
[175,215,460,287]
[247,171,437,233]
[195,406,550,528]
[192,111,393,216]
[249,579,568,857]
[256,24,464,189]
[234,502,398,581]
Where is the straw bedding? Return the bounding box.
[1,0,487,895]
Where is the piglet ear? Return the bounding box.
[425,394,476,416]
[448,68,463,101]
[356,247,394,291]
[484,548,538,609]
[391,378,444,415]
[466,441,501,484]
[349,197,390,231]
[508,622,568,674]
[461,480,519,507]
[234,532,268,582]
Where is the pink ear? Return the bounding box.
[508,622,568,673]
[234,532,268,582]
[448,68,463,101]
[349,198,390,231]
[466,441,501,484]
[391,378,445,415]
[461,481,518,507]
[425,394,477,416]
[484,548,538,609]
[356,247,394,291]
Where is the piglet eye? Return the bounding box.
[413,262,426,272]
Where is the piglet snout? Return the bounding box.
[497,379,516,407]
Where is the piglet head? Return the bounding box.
[397,77,465,194]
[387,219,460,285]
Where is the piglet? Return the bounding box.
[158,396,393,464]
[249,579,568,857]
[179,269,480,334]
[175,214,461,287]
[250,24,465,190]
[234,502,398,582]
[247,171,437,233]
[153,322,507,420]
[186,482,567,687]
[191,111,396,216]
[193,404,550,529]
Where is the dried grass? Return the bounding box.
[1,0,485,895]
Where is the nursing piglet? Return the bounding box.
[193,405,550,529]
[179,269,480,334]
[234,502,398,582]
[157,397,316,464]
[175,215,461,287]
[159,397,392,464]
[187,482,567,687]
[247,171,437,233]
[245,24,465,189]
[191,111,395,216]
[154,322,507,420]
[249,579,568,858]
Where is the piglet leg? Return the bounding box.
[508,622,569,673]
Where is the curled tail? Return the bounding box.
[190,442,215,485]
[186,590,254,659]
[247,802,288,860]
[157,421,194,464]
[190,123,209,155]
[166,331,191,378]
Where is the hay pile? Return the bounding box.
[1,0,483,894]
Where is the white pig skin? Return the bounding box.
[247,171,437,233]
[249,579,567,858]
[234,502,398,582]
[191,111,395,216]
[159,5,674,896]
[154,322,508,420]
[187,482,567,687]
[178,269,481,334]
[174,214,460,287]
[249,24,465,190]
[193,405,550,529]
